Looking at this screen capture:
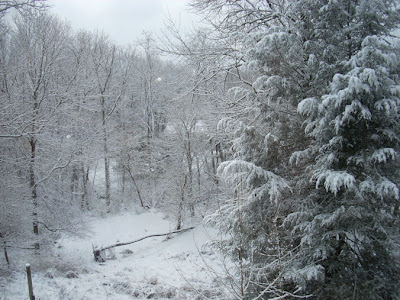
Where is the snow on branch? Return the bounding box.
[376,178,399,200]
[340,100,372,125]
[93,227,194,262]
[315,170,355,195]
[370,148,397,164]
[284,264,325,286]
[218,159,290,203]
[289,148,315,166]
[298,97,318,116]
[317,206,346,228]
[375,98,399,114]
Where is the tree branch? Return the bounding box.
[93,227,195,261]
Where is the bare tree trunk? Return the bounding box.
[216,142,224,162]
[101,95,111,212]
[81,164,89,211]
[188,169,194,217]
[121,164,126,198]
[186,139,195,217]
[145,79,154,207]
[176,175,187,230]
[196,156,201,193]
[211,145,219,185]
[124,164,145,208]
[29,135,40,251]
[91,38,118,213]
[0,233,10,266]
[85,166,90,210]
[71,165,79,201]
[29,137,39,236]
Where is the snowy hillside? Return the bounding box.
[1,211,228,299]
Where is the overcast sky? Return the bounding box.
[47,0,199,46]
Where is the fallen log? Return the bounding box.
[93,226,195,262]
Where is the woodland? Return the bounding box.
[1,0,400,299]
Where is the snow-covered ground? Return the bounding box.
[0,211,228,299]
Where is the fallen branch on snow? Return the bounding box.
[93,226,194,262]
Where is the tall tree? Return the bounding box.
[190,0,400,298]
[186,0,309,297]
[10,11,71,236]
[88,32,130,212]
[294,0,400,297]
[127,34,169,207]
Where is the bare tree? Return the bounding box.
[87,32,131,212]
[11,11,72,237]
[0,11,93,255]
[0,0,47,16]
[127,34,168,207]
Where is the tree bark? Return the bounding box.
[29,136,39,236]
[101,95,111,212]
[81,164,89,211]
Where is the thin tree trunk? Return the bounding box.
[176,175,187,230]
[101,95,111,212]
[217,142,224,162]
[146,109,153,206]
[0,233,9,266]
[186,141,194,217]
[121,164,125,198]
[211,146,219,185]
[196,156,201,193]
[124,164,145,208]
[81,164,89,211]
[85,166,90,210]
[29,94,40,251]
[71,165,78,201]
[29,137,39,236]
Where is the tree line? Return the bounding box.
[0,2,224,259]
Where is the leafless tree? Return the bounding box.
[0,0,47,16]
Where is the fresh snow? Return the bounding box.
[1,211,226,299]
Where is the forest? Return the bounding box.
[1,0,400,299]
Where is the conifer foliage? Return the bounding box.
[194,0,400,298]
[294,1,400,298]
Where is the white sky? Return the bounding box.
[47,0,199,46]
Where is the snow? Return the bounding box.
[315,170,355,195]
[371,148,397,163]
[1,210,225,299]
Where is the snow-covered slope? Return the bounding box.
[1,211,226,299]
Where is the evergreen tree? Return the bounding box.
[293,0,400,298]
[198,1,315,297]
[196,0,400,298]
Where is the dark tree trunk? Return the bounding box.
[29,137,39,236]
[176,175,187,230]
[1,233,10,266]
